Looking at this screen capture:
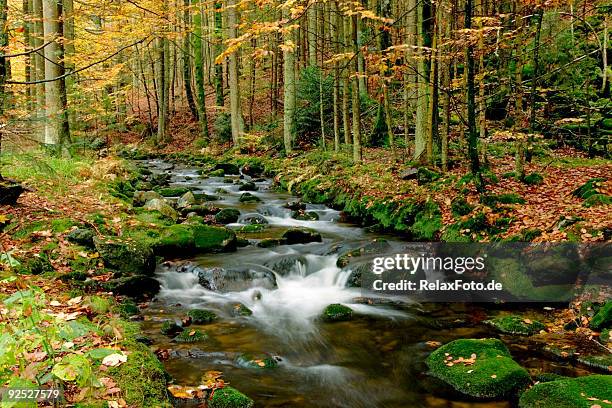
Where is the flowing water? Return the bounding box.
[137,160,584,408]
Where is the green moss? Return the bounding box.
[173,329,207,343]
[322,304,353,322]
[208,387,254,408]
[583,194,612,207]
[85,295,112,314]
[410,200,442,241]
[235,354,278,369]
[107,341,170,407]
[231,303,253,316]
[235,224,266,233]
[155,224,237,254]
[426,338,531,399]
[572,178,607,199]
[601,328,610,343]
[523,172,544,185]
[451,196,474,217]
[209,169,225,177]
[590,302,612,330]
[156,187,191,197]
[484,315,546,336]
[160,321,182,336]
[51,218,79,233]
[215,208,241,224]
[481,193,526,207]
[93,236,156,276]
[187,309,217,324]
[238,193,261,203]
[518,375,612,408]
[576,354,612,372]
[118,300,140,318]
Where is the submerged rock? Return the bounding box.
[257,238,282,248]
[284,199,306,211]
[215,208,241,224]
[239,213,268,225]
[321,304,353,322]
[484,315,546,336]
[161,321,183,336]
[94,236,156,276]
[292,210,319,221]
[231,303,253,316]
[281,228,322,245]
[518,375,612,408]
[263,254,307,276]
[425,338,530,399]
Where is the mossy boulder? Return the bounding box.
[410,200,442,241]
[590,302,612,330]
[66,228,95,248]
[518,375,612,408]
[235,354,278,369]
[209,169,225,177]
[208,387,254,408]
[239,193,261,203]
[238,181,257,191]
[133,190,164,207]
[176,191,197,208]
[0,182,25,205]
[215,208,241,224]
[214,163,240,175]
[426,338,531,399]
[107,342,170,407]
[292,210,319,221]
[93,236,156,276]
[157,187,191,197]
[155,224,237,254]
[173,329,207,343]
[322,304,353,322]
[257,238,282,248]
[241,162,265,177]
[104,275,160,299]
[143,198,178,221]
[187,309,217,324]
[484,315,546,336]
[281,228,322,245]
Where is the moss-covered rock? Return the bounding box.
[590,302,612,330]
[208,387,254,408]
[518,375,612,408]
[133,190,164,207]
[214,163,240,175]
[173,329,207,343]
[104,275,161,299]
[93,236,156,276]
[238,193,261,203]
[451,196,474,217]
[157,187,192,197]
[292,210,319,221]
[321,304,353,322]
[257,238,282,248]
[576,354,612,373]
[481,193,526,207]
[107,342,170,407]
[160,321,183,336]
[235,353,278,369]
[231,303,253,316]
[281,228,322,245]
[238,181,257,191]
[209,169,225,177]
[215,208,241,224]
[143,198,178,221]
[66,228,95,248]
[155,224,237,254]
[187,309,217,324]
[0,182,24,205]
[410,200,442,241]
[426,338,531,399]
[176,191,197,208]
[484,315,546,336]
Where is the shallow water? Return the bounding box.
[138,160,584,408]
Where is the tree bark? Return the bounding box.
[227,0,244,146]
[282,5,297,153]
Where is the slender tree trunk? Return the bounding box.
[213,1,224,107]
[527,7,543,162]
[342,15,351,144]
[331,1,340,151]
[414,0,428,161]
[183,0,198,120]
[307,0,317,66]
[602,14,608,93]
[351,15,362,162]
[227,0,244,145]
[282,6,297,153]
[440,0,451,172]
[193,1,210,139]
[465,0,482,186]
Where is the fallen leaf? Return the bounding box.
[102,353,128,367]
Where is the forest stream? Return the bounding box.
[136,159,593,408]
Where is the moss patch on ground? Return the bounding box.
[484,315,546,336]
[208,386,254,408]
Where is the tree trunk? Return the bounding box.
[465,0,482,187]
[227,0,244,146]
[351,15,362,162]
[282,6,297,154]
[213,1,224,107]
[183,0,198,120]
[414,0,428,161]
[193,1,210,139]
